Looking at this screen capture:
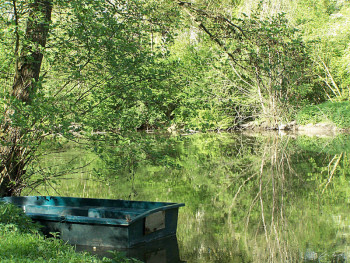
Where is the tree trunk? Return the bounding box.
[0,0,52,197]
[12,0,53,102]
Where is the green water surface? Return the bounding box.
[28,132,350,263]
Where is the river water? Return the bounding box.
[30,132,350,263]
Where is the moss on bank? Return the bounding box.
[0,203,138,263]
[296,101,350,129]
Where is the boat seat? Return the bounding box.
[88,207,147,219]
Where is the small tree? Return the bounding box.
[178,1,316,126]
[0,0,52,196]
[0,0,183,196]
[233,11,313,125]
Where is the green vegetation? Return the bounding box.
[34,133,350,263]
[1,0,350,260]
[0,202,139,262]
[1,0,350,195]
[297,101,350,128]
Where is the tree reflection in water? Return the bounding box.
[33,133,350,263]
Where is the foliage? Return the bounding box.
[41,0,184,132]
[0,202,40,233]
[2,0,350,260]
[292,0,350,102]
[1,0,350,196]
[296,101,350,128]
[177,1,320,128]
[0,0,184,195]
[231,10,316,124]
[167,38,258,130]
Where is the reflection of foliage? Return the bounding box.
[91,133,350,262]
[91,133,184,180]
[228,135,350,263]
[23,139,97,195]
[35,133,350,262]
[296,135,350,154]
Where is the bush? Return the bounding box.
[0,202,41,233]
[296,101,350,128]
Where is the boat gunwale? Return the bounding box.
[0,196,185,227]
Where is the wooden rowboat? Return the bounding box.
[0,196,184,248]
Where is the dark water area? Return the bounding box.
[30,132,350,263]
[75,236,184,263]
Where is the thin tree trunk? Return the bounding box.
[0,0,52,197]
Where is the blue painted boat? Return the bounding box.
[0,196,184,248]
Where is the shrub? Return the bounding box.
[296,101,350,128]
[0,202,41,233]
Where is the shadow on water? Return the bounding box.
[31,132,350,262]
[76,236,185,263]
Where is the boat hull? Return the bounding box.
[0,196,184,248]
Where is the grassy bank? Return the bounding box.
[0,203,138,263]
[296,101,350,129]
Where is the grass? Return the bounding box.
[0,202,140,263]
[296,101,350,128]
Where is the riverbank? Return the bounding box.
[238,101,350,135]
[239,121,348,134]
